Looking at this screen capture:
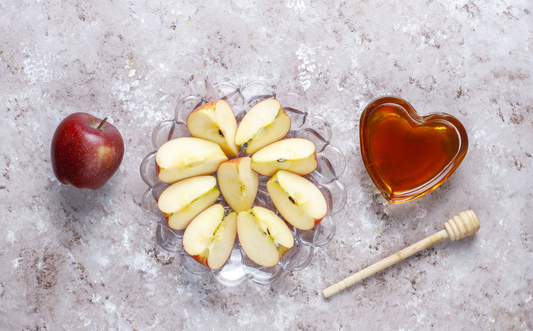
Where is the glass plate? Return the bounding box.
[140,81,347,286]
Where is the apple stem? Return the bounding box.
[97,117,108,130]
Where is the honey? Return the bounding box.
[360,96,468,203]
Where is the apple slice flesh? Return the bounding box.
[156,137,228,183]
[251,138,318,177]
[183,204,237,270]
[237,206,294,268]
[157,175,219,230]
[266,170,327,231]
[187,99,240,157]
[234,98,291,154]
[217,157,259,213]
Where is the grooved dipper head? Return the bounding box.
[444,210,480,241]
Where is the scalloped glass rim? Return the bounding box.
[139,81,347,286]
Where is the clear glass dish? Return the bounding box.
[140,81,347,286]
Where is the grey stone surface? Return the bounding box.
[1,0,532,330]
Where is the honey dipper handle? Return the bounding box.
[322,230,449,298]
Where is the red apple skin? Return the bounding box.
[190,251,209,268]
[51,112,124,190]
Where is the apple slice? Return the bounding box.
[266,170,327,231]
[251,138,318,177]
[237,206,294,267]
[157,175,220,230]
[234,98,291,154]
[183,204,237,270]
[217,157,259,213]
[187,99,240,157]
[156,137,228,183]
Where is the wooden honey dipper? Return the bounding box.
[322,210,480,298]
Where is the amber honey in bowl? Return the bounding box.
[360,96,468,203]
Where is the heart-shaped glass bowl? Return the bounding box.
[140,81,347,286]
[360,96,468,204]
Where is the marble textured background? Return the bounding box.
[1,0,532,330]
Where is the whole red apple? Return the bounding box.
[51,112,124,190]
